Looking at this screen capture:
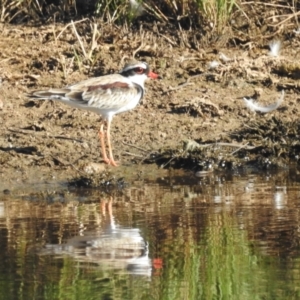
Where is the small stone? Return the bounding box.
[83,162,106,174]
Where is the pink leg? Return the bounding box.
[98,123,110,164]
[106,119,118,167]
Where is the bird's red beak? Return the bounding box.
[148,71,159,79]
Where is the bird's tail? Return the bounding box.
[27,88,70,100]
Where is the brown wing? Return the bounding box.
[66,75,142,110]
[28,74,142,110]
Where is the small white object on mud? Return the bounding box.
[269,40,281,57]
[243,91,285,113]
[293,28,300,35]
[208,61,219,69]
[219,52,231,63]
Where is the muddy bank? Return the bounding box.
[1,21,300,190]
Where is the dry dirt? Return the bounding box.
[1,20,300,189]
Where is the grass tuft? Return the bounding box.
[2,1,298,40]
[0,0,239,34]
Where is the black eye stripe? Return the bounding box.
[120,62,149,77]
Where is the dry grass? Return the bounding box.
[0,0,300,49]
[0,0,239,31]
[1,1,300,39]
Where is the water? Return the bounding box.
[1,169,300,300]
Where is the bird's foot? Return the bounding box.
[103,157,118,167]
[109,159,118,167]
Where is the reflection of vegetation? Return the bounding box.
[147,211,299,300]
[1,185,300,299]
[39,257,152,300]
[199,214,259,299]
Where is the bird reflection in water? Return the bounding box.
[41,198,152,276]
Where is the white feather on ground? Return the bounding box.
[243,91,285,113]
[269,40,281,57]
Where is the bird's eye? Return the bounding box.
[135,67,144,74]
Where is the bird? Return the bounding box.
[28,60,158,166]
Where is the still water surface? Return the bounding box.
[1,169,300,300]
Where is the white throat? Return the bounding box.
[128,73,148,88]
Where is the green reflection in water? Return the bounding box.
[148,211,300,300]
[0,201,300,299]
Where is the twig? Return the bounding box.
[142,2,168,22]
[202,142,256,150]
[49,154,69,166]
[240,2,291,9]
[7,128,84,143]
[132,29,145,58]
[158,33,176,46]
[139,152,157,164]
[231,142,250,155]
[49,154,87,175]
[184,141,257,151]
[160,154,180,169]
[122,151,144,158]
[132,42,144,58]
[268,11,300,28]
[164,82,194,93]
[122,141,149,152]
[163,73,206,94]
[56,18,88,40]
[71,20,87,59]
[89,22,98,59]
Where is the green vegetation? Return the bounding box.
[1,0,239,31]
[2,1,298,38]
